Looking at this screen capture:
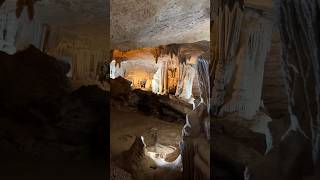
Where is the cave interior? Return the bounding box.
[0,0,319,180]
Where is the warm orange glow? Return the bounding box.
[112,48,155,61]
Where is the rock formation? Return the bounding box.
[0,46,108,161]
[210,0,278,179]
[210,0,320,179]
[110,42,209,104]
[276,0,320,175]
[0,45,70,106]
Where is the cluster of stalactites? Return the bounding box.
[0,0,37,21]
[110,49,127,68]
[151,44,191,64]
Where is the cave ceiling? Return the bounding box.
[110,0,210,50]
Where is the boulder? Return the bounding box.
[110,77,132,99]
[0,45,70,107]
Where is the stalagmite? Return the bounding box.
[211,0,275,178]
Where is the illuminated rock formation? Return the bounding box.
[111,42,209,103]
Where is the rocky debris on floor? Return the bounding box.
[110,77,132,100]
[213,114,315,180]
[0,85,108,161]
[110,161,134,180]
[213,114,268,155]
[0,46,108,161]
[110,78,186,123]
[113,136,183,180]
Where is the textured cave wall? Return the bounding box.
[111,43,209,102]
[0,0,108,83]
[47,29,107,82]
[276,0,320,168]
[211,0,274,120]
[110,0,210,50]
[211,1,279,179]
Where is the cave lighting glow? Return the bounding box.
[141,136,182,169]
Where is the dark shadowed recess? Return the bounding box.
[0,46,109,179]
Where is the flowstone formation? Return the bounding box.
[211,0,277,179]
[211,0,320,179]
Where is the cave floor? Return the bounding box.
[110,106,183,180]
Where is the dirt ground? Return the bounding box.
[110,106,184,180]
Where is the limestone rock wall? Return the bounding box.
[211,1,273,120]
[276,0,320,166]
[47,29,107,82]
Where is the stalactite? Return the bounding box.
[167,57,179,94]
[162,44,180,59]
[211,1,244,114]
[152,43,184,64]
[178,53,190,65]
[113,57,125,68]
[197,56,210,113]
[213,0,245,11]
[0,3,45,54]
[110,49,114,63]
[152,61,168,94]
[16,0,35,21]
[151,47,161,63]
